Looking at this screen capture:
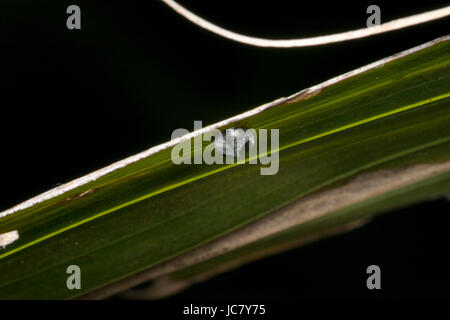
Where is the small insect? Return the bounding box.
[214,127,256,158]
[0,230,19,249]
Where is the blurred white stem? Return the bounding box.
[161,0,450,48]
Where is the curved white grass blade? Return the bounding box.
[161,0,450,48]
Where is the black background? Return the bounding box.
[1,0,449,299]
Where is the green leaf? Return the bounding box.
[0,36,449,299]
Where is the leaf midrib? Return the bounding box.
[1,92,449,261]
